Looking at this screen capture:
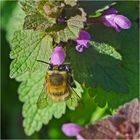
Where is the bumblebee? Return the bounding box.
[37,60,76,108]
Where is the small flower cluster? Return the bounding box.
[50,8,131,65]
[100,8,132,32]
[75,30,91,53]
[50,29,91,65]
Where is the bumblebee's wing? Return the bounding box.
[66,80,83,110]
[37,87,50,109]
[71,87,81,100]
[66,87,81,110]
[70,80,82,99]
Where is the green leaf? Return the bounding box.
[68,41,128,93]
[87,23,139,108]
[41,1,65,18]
[23,13,55,31]
[64,0,77,7]
[55,8,86,42]
[66,88,97,125]
[10,31,52,79]
[21,0,63,31]
[6,2,25,43]
[21,0,86,42]
[92,42,122,60]
[20,0,38,15]
[52,102,66,119]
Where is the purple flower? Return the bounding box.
[100,8,132,32]
[57,16,66,25]
[62,123,84,140]
[50,45,65,66]
[75,30,91,52]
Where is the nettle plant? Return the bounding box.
[9,0,138,137]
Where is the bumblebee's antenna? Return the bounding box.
[37,60,51,65]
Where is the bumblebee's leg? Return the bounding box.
[70,76,76,88]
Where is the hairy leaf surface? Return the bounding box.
[68,41,128,94]
[23,14,55,30]
[64,0,77,7]
[88,23,139,108]
[56,13,86,42]
[10,31,52,79]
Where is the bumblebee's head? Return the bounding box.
[49,64,71,73]
[37,60,71,73]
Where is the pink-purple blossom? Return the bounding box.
[75,30,91,52]
[100,8,132,32]
[50,45,65,66]
[61,123,84,140]
[57,16,66,25]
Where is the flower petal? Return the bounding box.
[84,43,90,48]
[75,30,91,51]
[50,46,65,65]
[79,30,91,40]
[76,134,85,140]
[62,123,82,137]
[103,8,118,15]
[101,14,117,28]
[76,40,88,47]
[76,45,84,53]
[75,30,91,45]
[114,15,132,29]
[114,25,122,32]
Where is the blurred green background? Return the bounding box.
[1,1,25,138]
[1,0,139,139]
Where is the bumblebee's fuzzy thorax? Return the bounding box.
[49,73,64,86]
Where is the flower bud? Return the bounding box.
[50,45,65,66]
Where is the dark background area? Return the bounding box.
[1,29,25,138]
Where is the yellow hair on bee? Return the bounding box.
[45,70,71,101]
